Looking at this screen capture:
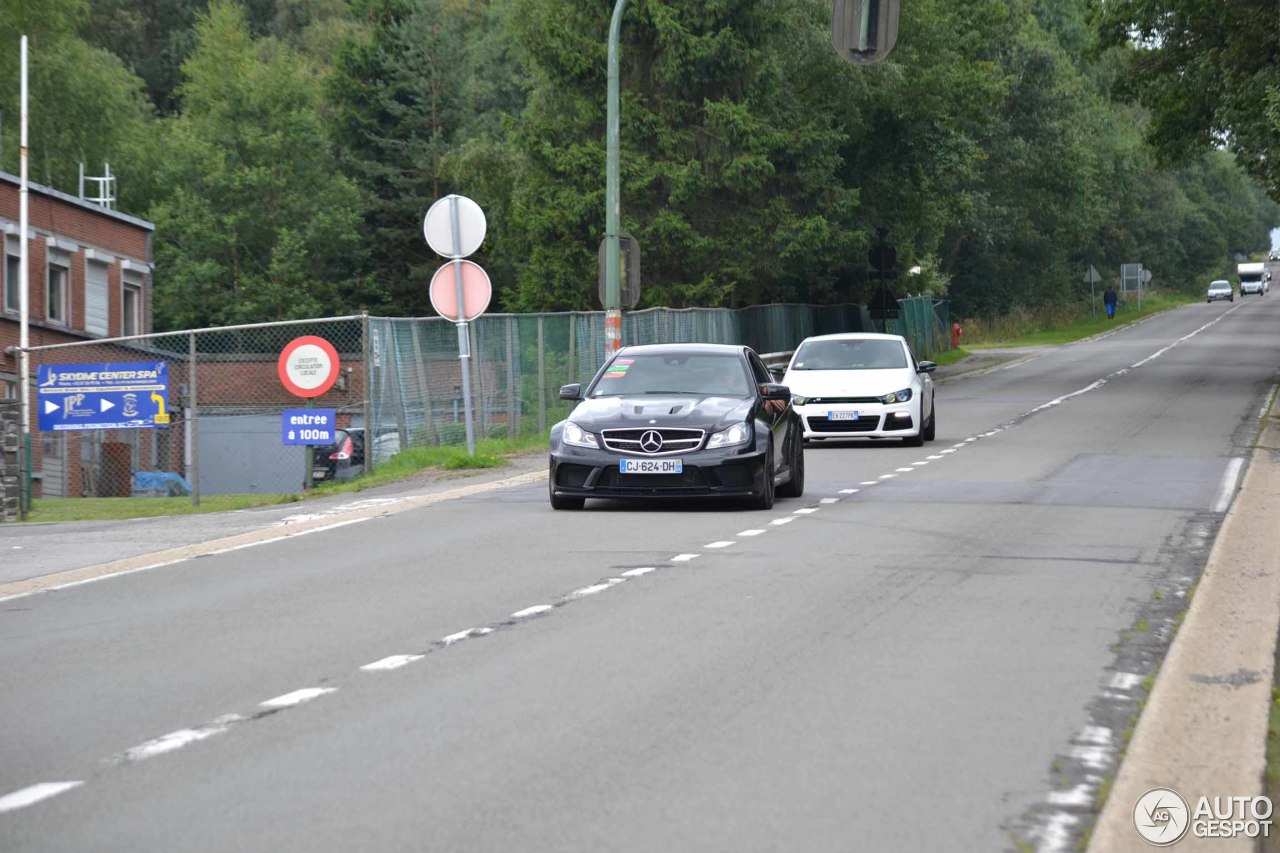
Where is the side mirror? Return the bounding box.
[917,361,936,374]
[559,383,582,401]
[760,383,791,401]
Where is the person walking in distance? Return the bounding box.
[1103,285,1118,319]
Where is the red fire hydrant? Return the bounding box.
[951,320,963,349]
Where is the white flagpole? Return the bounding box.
[18,35,30,517]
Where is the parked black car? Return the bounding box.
[311,428,358,483]
[548,343,804,510]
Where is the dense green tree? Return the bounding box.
[502,0,863,311]
[0,0,154,189]
[1098,0,1280,194]
[146,0,366,329]
[328,0,512,315]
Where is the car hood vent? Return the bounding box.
[628,403,689,415]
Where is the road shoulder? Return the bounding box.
[1088,393,1280,851]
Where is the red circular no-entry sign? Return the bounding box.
[278,335,340,398]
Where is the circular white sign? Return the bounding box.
[423,194,487,259]
[277,336,340,398]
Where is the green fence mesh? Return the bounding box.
[19,299,949,501]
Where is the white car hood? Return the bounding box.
[781,367,916,397]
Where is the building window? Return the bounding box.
[4,239,18,315]
[2,376,16,400]
[123,282,142,337]
[47,257,69,325]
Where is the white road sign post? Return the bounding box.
[424,194,488,457]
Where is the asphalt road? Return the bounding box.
[1,297,1277,852]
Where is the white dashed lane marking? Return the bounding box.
[671,553,700,561]
[770,517,796,526]
[261,688,336,710]
[118,714,244,762]
[704,541,735,549]
[0,782,83,814]
[736,529,766,537]
[793,508,819,515]
[511,605,553,619]
[362,654,423,672]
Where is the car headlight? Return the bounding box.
[562,422,599,449]
[792,395,811,406]
[881,388,913,404]
[706,422,750,449]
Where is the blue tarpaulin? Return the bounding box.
[132,471,193,497]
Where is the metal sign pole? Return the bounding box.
[450,197,476,457]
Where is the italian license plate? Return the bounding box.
[828,411,859,421]
[620,458,683,474]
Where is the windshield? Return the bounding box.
[589,353,751,398]
[790,339,908,370]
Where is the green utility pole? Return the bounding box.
[604,0,626,356]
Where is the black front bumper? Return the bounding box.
[549,446,769,500]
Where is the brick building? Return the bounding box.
[0,170,156,498]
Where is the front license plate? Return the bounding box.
[828,411,859,421]
[620,458,683,474]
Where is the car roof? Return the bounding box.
[615,343,749,357]
[1210,280,1230,286]
[797,332,907,344]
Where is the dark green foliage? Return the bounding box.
[5,0,1278,328]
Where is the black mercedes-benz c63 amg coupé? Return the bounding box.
[548,343,804,510]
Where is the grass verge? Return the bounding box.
[27,433,550,523]
[961,291,1200,348]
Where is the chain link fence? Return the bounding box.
[17,299,950,504]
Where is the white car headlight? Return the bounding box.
[706,422,750,449]
[792,394,811,406]
[562,422,599,448]
[881,388,913,404]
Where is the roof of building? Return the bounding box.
[0,170,154,232]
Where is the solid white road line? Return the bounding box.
[1212,458,1246,513]
[0,782,83,814]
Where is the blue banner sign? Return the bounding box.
[282,409,336,445]
[37,362,170,431]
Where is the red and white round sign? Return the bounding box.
[278,335,340,398]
